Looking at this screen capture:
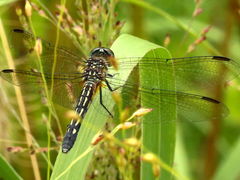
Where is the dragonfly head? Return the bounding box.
[90,47,118,69]
[90,47,115,59]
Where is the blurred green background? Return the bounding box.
[0,0,240,180]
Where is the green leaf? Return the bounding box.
[213,137,240,180]
[174,128,191,179]
[0,154,23,180]
[51,34,174,180]
[139,44,176,180]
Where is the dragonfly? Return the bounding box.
[1,29,239,153]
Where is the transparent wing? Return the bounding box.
[0,69,84,85]
[114,56,240,91]
[0,69,84,109]
[105,77,228,124]
[1,29,87,109]
[8,28,85,74]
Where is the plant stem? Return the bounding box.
[0,19,41,180]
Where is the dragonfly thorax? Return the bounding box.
[83,58,109,82]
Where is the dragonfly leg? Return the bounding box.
[105,79,121,91]
[107,73,119,78]
[99,86,113,118]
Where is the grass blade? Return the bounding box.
[0,154,23,180]
[140,47,176,179]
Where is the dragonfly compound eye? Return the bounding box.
[103,48,115,57]
[90,47,115,59]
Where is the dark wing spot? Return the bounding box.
[2,69,14,73]
[201,96,220,104]
[213,56,230,61]
[12,29,24,33]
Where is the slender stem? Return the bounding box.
[35,0,58,24]
[121,0,221,55]
[81,0,89,33]
[204,0,234,178]
[36,0,86,55]
[0,19,41,180]
[49,0,67,179]
[0,81,54,168]
[26,14,57,179]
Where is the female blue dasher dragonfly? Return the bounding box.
[1,29,239,153]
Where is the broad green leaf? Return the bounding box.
[139,43,176,180]
[0,154,23,180]
[174,128,191,179]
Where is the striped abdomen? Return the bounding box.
[62,81,97,153]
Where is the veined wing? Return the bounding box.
[114,56,240,91]
[0,69,84,109]
[1,28,88,108]
[8,29,85,74]
[106,77,228,123]
[0,69,84,85]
